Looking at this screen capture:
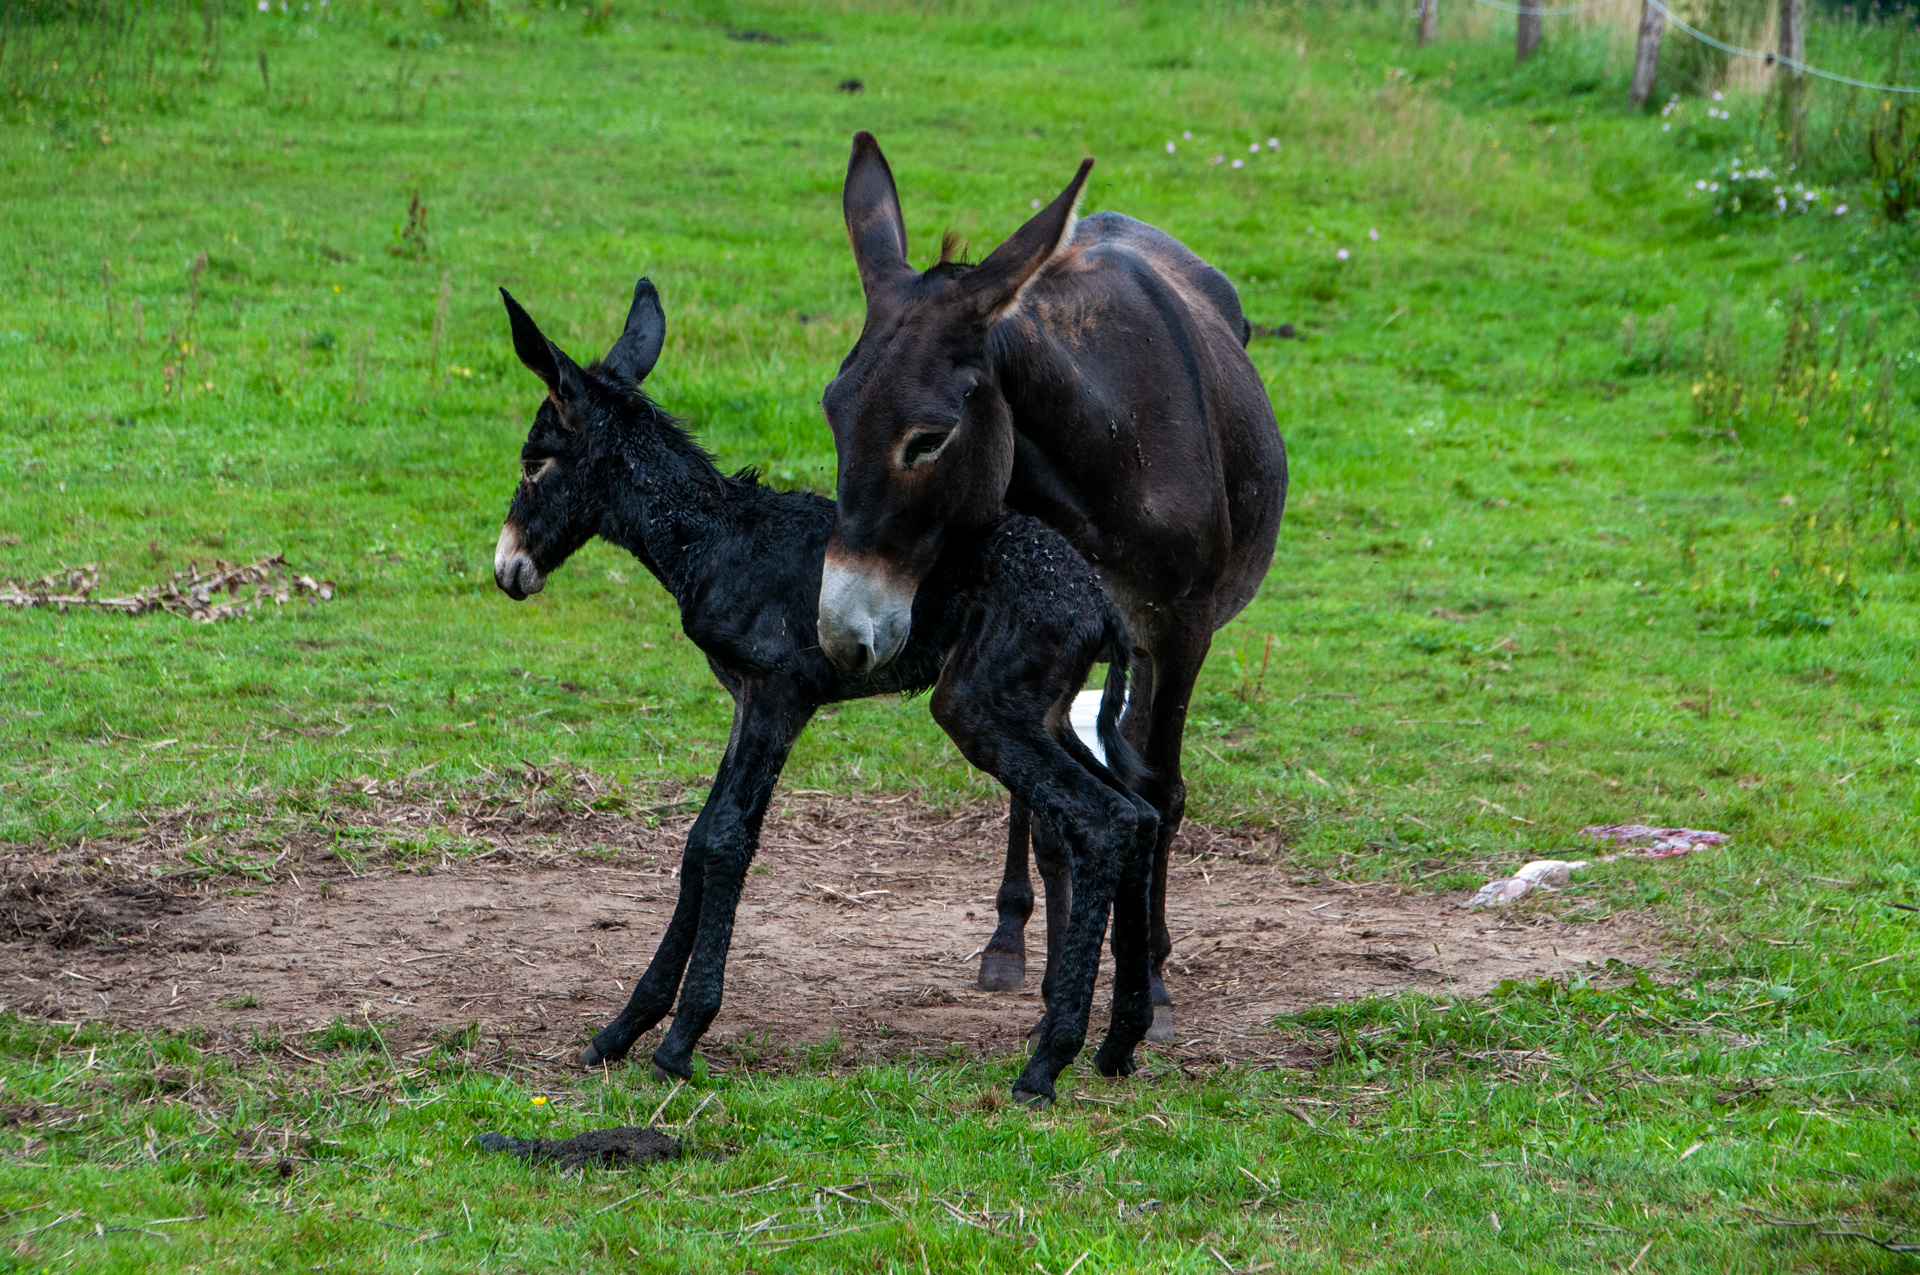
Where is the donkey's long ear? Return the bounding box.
[843,131,913,297]
[501,287,586,402]
[503,288,559,387]
[605,277,666,384]
[963,157,1094,324]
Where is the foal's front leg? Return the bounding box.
[579,685,811,1074]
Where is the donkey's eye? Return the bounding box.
[522,457,557,482]
[899,430,952,470]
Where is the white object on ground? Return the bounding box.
[1069,689,1107,766]
[1464,858,1589,908]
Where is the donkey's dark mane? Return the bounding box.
[586,362,755,493]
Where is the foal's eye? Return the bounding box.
[522,457,556,482]
[899,430,952,470]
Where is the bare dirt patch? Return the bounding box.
[0,793,1659,1071]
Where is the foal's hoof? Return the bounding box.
[977,950,1026,991]
[577,1043,604,1068]
[1010,1085,1055,1110]
[651,1063,679,1084]
[1146,1004,1177,1043]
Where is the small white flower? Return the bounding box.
[1713,91,1724,101]
[1267,138,1279,149]
[1210,154,1224,164]
[1662,123,1671,131]
[1031,198,1041,208]
[1710,183,1719,191]
[257,0,267,9]
[1696,180,1708,190]
[1231,158,1243,168]
[1249,143,1260,154]
[1836,204,1849,215]
[1166,141,1176,153]
[1337,248,1349,260]
[1183,129,1193,139]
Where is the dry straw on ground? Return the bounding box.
[0,554,334,622]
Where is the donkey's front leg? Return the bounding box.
[578,838,707,1067]
[977,799,1033,991]
[579,685,810,1073]
[649,685,812,1081]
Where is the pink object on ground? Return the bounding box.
[1581,824,1727,858]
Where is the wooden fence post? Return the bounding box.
[1629,0,1665,109]
[1418,0,1438,48]
[1517,1,1542,61]
[1779,0,1807,156]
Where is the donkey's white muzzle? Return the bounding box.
[494,523,546,600]
[817,557,914,675]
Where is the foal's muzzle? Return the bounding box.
[817,555,914,675]
[493,522,546,600]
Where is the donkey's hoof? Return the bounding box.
[1093,1047,1137,1078]
[1024,1018,1046,1043]
[977,950,1026,991]
[1146,1004,1177,1043]
[1010,1085,1055,1109]
[650,1063,680,1084]
[577,1043,604,1068]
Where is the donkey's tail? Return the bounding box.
[1094,610,1151,791]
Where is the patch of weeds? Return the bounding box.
[312,1015,391,1052]
[218,992,260,1009]
[805,1034,844,1071]
[431,1020,479,1054]
[180,845,277,882]
[156,1031,205,1064]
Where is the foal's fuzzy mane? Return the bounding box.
[586,362,737,492]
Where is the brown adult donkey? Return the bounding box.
[816,132,1288,1040]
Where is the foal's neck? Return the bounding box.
[599,400,732,602]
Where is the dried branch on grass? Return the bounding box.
[0,555,334,622]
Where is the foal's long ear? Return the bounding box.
[963,157,1094,324]
[604,277,666,385]
[501,287,586,402]
[843,131,913,297]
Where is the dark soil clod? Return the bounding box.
[476,1126,680,1170]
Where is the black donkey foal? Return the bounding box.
[490,278,1158,1102]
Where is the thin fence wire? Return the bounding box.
[1463,0,1920,94]
[1466,0,1624,16]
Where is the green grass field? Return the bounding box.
[2,0,1919,1269]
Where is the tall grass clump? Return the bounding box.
[0,0,233,120]
[1691,289,1917,631]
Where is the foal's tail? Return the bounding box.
[1093,610,1151,792]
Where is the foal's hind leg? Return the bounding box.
[1027,820,1073,1039]
[977,799,1033,991]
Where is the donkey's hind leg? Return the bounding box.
[1026,819,1074,1039]
[977,799,1033,991]
[934,678,1139,1104]
[1093,795,1160,1077]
